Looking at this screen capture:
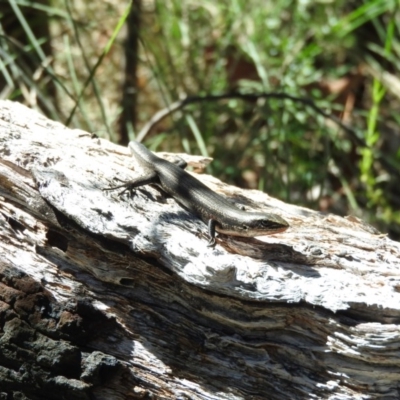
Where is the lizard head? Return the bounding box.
[216,212,289,237]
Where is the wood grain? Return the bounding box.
[0,99,399,399]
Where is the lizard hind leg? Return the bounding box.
[207,219,217,247]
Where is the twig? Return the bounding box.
[136,92,399,179]
[136,92,362,144]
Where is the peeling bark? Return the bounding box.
[0,99,400,399]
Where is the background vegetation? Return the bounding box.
[1,0,399,239]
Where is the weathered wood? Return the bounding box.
[0,99,400,399]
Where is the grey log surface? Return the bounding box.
[0,99,399,400]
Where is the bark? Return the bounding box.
[0,99,399,400]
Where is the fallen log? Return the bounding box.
[0,99,399,399]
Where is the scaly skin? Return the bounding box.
[105,142,289,246]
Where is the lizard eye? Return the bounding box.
[241,225,249,231]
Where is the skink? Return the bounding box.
[105,142,289,246]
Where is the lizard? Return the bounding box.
[104,141,289,246]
